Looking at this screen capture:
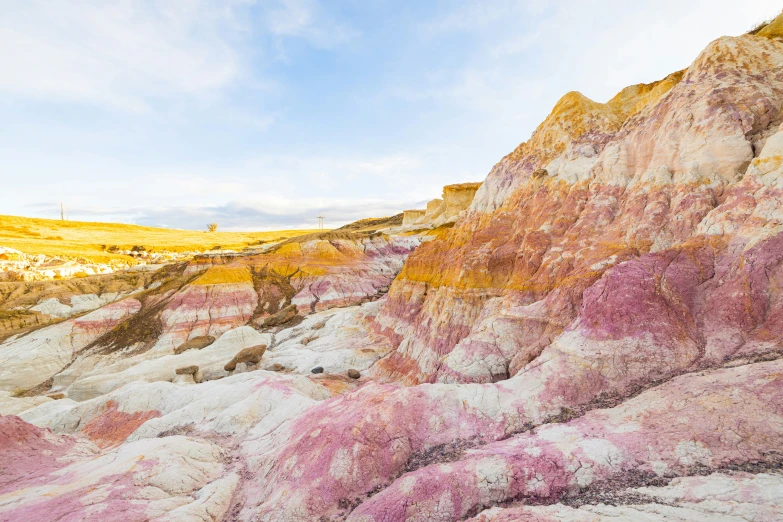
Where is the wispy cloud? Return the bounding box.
[0,0,355,112]
[9,150,449,229]
[263,0,356,48]
[0,0,247,111]
[396,0,783,117]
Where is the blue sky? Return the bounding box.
[1,0,780,230]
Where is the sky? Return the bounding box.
[1,0,780,231]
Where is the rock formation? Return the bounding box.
[426,181,483,226]
[2,12,783,522]
[174,335,216,355]
[224,344,267,372]
[402,209,426,225]
[402,182,483,228]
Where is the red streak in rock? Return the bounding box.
[81,400,161,449]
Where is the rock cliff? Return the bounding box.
[402,181,483,228]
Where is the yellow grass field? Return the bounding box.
[0,214,321,264]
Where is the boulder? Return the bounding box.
[347,369,360,379]
[224,344,267,372]
[311,366,324,374]
[266,363,285,372]
[174,335,216,355]
[174,365,201,384]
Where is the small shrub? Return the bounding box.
[207,223,218,232]
[107,245,119,253]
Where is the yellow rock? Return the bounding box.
[194,266,253,286]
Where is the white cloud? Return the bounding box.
[32,195,423,231]
[5,149,450,229]
[0,0,355,111]
[264,0,354,47]
[384,0,783,168]
[0,0,248,111]
[403,0,783,114]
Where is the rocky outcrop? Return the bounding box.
[402,209,426,225]
[403,182,484,228]
[253,303,297,328]
[427,182,483,226]
[0,425,237,521]
[254,234,422,313]
[65,326,271,400]
[373,28,783,386]
[425,198,443,216]
[347,359,783,520]
[468,472,783,521]
[0,298,141,392]
[0,246,119,281]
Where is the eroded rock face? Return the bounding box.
[468,472,783,521]
[2,15,783,522]
[0,426,235,522]
[0,298,141,392]
[373,31,783,386]
[403,210,426,225]
[348,359,783,520]
[403,182,484,229]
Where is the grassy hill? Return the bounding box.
[0,214,321,264]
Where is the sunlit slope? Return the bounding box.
[0,214,321,263]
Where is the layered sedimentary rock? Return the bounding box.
[468,472,783,521]
[426,182,483,226]
[0,299,141,392]
[374,28,783,386]
[348,359,783,520]
[1,13,783,522]
[0,415,238,521]
[248,234,421,313]
[403,182,483,228]
[402,210,426,225]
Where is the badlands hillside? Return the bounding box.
[3,12,783,522]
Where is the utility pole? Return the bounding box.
[61,202,67,221]
[317,214,325,230]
